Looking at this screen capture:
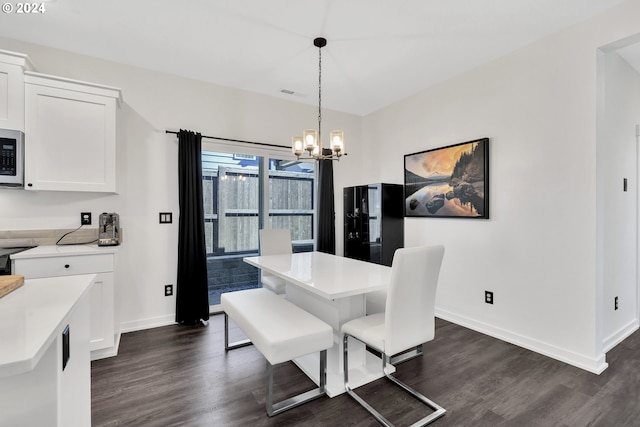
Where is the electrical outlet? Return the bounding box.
[81,212,92,225]
[615,296,619,310]
[485,291,494,305]
[165,284,173,296]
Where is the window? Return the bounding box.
[267,158,314,252]
[201,146,315,309]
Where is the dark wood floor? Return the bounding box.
[91,316,640,426]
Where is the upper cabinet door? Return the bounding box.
[24,73,121,192]
[0,50,35,132]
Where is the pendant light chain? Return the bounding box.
[318,44,322,149]
[290,37,344,161]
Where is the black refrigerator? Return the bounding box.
[343,183,404,267]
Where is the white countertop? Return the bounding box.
[0,274,95,377]
[10,244,119,259]
[243,251,391,300]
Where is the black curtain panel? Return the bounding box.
[317,149,336,254]
[176,129,210,325]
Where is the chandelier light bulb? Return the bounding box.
[292,136,304,156]
[330,130,344,155]
[303,129,318,151]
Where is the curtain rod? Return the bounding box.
[165,130,287,150]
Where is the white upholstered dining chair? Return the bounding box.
[366,281,424,365]
[342,245,446,426]
[258,228,292,295]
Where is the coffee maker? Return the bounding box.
[98,212,120,246]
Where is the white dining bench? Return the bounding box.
[221,288,333,416]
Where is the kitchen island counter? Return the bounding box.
[0,274,94,426]
[0,274,94,376]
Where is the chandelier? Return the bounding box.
[291,37,345,161]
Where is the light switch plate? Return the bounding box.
[159,212,172,224]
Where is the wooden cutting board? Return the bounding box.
[0,275,24,298]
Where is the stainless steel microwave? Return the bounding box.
[0,129,24,188]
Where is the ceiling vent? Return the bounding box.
[280,89,306,98]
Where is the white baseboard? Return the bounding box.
[119,315,177,334]
[436,307,609,375]
[90,332,122,361]
[116,308,616,376]
[602,319,639,353]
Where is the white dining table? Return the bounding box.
[243,251,393,397]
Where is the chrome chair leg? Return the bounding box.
[266,350,328,416]
[390,344,423,365]
[344,334,394,426]
[367,344,424,365]
[343,333,446,426]
[223,312,252,351]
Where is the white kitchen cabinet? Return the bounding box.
[24,72,121,192]
[0,49,34,132]
[12,246,119,360]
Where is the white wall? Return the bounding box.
[598,50,640,351]
[3,0,640,373]
[356,0,640,373]
[0,38,363,331]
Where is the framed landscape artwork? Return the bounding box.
[404,138,489,218]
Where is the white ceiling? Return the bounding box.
[0,0,635,116]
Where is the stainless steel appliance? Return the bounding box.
[0,129,25,188]
[98,212,120,246]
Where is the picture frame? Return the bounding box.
[404,138,489,218]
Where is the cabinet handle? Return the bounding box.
[27,183,33,187]
[64,264,70,269]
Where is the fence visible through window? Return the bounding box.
[202,151,315,306]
